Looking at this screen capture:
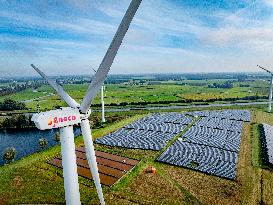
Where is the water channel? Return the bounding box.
[0,127,81,165]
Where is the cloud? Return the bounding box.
[0,11,116,36]
[199,27,273,46]
[264,0,273,7]
[1,0,273,76]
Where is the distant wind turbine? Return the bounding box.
[30,0,142,204]
[257,65,273,112]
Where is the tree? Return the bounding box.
[54,132,60,142]
[16,115,29,128]
[3,147,16,164]
[2,116,17,128]
[39,138,48,149]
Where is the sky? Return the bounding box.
[1,0,273,77]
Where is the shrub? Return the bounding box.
[39,138,48,149]
[189,160,199,168]
[3,147,16,164]
[54,132,60,142]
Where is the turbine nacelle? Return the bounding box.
[32,107,91,130]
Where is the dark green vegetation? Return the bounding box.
[38,138,48,150]
[208,80,233,88]
[0,114,33,129]
[0,108,272,204]
[2,147,16,164]
[0,99,26,111]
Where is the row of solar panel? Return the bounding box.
[195,117,243,132]
[135,112,193,125]
[125,121,188,134]
[182,125,241,151]
[261,123,273,164]
[157,141,237,179]
[185,109,251,122]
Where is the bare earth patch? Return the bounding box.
[11,176,23,189]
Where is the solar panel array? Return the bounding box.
[260,123,273,165]
[157,109,250,179]
[95,113,192,150]
[181,125,242,152]
[157,141,237,179]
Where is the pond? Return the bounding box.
[0,127,81,165]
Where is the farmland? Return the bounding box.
[0,78,269,112]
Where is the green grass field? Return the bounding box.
[0,107,272,204]
[0,79,269,112]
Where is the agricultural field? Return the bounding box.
[0,88,50,103]
[0,107,272,204]
[0,79,269,112]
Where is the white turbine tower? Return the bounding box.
[257,65,273,112]
[92,68,106,123]
[31,1,142,204]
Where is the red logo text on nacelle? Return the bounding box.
[48,116,77,126]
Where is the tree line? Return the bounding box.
[0,114,34,129]
[208,81,233,89]
[0,99,26,111]
[0,81,43,96]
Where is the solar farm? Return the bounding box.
[96,109,251,180]
[3,106,273,205]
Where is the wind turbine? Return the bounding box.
[92,68,106,123]
[31,1,142,204]
[257,65,273,112]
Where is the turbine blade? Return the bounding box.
[31,64,80,108]
[80,0,142,113]
[81,119,105,205]
[257,65,273,75]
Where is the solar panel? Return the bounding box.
[95,112,192,150]
[157,110,249,180]
[157,140,239,179]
